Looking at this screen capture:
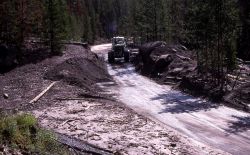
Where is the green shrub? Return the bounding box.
[0,113,70,154]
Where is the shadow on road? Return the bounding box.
[114,68,135,77]
[226,116,250,133]
[151,92,220,114]
[109,62,135,77]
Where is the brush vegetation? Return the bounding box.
[0,113,69,155]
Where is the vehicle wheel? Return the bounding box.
[124,51,130,62]
[108,52,115,63]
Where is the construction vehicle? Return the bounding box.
[108,37,130,63]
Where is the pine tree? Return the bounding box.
[0,0,44,46]
[238,0,250,60]
[83,14,93,43]
[43,0,68,55]
[0,0,18,45]
[125,0,168,42]
[184,0,239,89]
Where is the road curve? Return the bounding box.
[92,44,250,155]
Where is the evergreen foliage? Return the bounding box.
[0,0,249,79]
[43,0,69,55]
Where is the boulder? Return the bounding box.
[3,93,9,99]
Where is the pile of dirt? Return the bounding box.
[0,44,112,111]
[135,41,250,107]
[44,52,111,91]
[135,41,196,83]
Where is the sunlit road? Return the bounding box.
[92,44,250,155]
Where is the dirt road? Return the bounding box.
[30,45,223,155]
[92,44,250,155]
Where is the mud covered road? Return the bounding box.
[92,44,250,155]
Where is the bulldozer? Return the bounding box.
[108,37,130,63]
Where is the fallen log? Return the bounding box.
[56,96,115,102]
[165,76,182,81]
[61,41,88,49]
[176,54,191,61]
[59,119,75,127]
[79,93,116,101]
[227,74,245,81]
[164,82,177,85]
[29,81,57,104]
[245,61,250,64]
[28,39,88,49]
[236,58,250,64]
[79,93,106,99]
[56,98,88,101]
[237,58,244,64]
[56,134,113,155]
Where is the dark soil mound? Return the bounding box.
[0,44,111,111]
[135,42,226,101]
[44,54,111,91]
[135,41,196,82]
[136,41,250,106]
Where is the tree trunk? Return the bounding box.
[49,0,54,54]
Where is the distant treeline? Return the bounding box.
[118,0,250,62]
[0,0,249,60]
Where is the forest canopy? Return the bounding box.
[0,0,249,61]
